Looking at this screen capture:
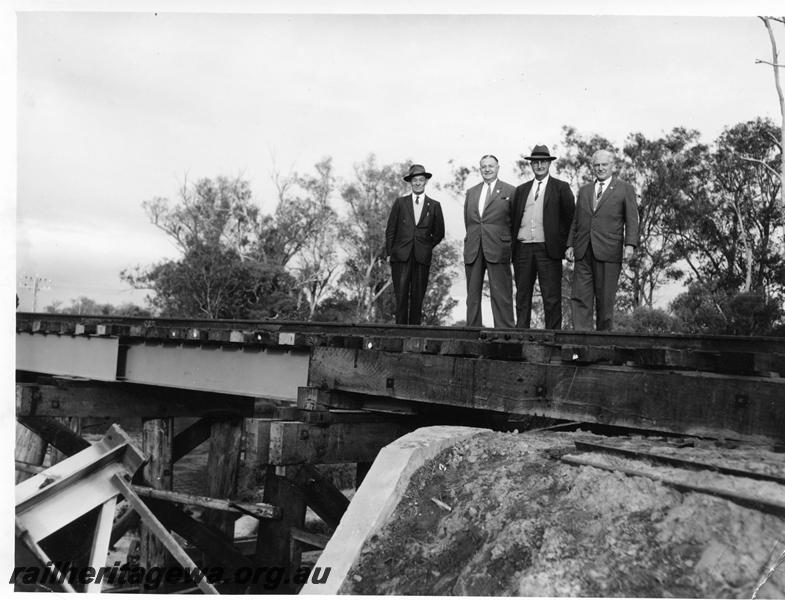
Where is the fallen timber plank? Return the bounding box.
[130,485,280,519]
[560,453,785,518]
[308,347,785,443]
[140,496,255,591]
[15,381,275,418]
[573,440,785,485]
[112,474,220,595]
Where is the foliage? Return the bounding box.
[123,244,297,319]
[420,240,461,326]
[338,154,407,322]
[43,296,151,317]
[670,281,783,336]
[613,306,680,334]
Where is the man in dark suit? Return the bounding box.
[511,145,575,329]
[385,164,445,325]
[566,149,639,330]
[463,155,515,328]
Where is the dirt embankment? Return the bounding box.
[345,431,785,597]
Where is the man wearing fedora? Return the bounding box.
[385,164,445,325]
[463,154,516,328]
[566,149,639,331]
[512,145,575,329]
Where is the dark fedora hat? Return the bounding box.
[403,164,433,182]
[524,145,557,161]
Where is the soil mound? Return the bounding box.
[345,431,785,597]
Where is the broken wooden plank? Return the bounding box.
[560,453,785,517]
[130,485,280,519]
[111,474,219,594]
[573,440,785,485]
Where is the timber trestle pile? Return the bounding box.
[13,313,785,593]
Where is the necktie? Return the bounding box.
[594,181,604,210]
[479,185,491,217]
[415,194,420,205]
[534,180,542,202]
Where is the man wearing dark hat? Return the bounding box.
[385,164,445,325]
[511,145,575,329]
[463,154,516,328]
[566,149,638,331]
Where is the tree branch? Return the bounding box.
[755,59,785,68]
[735,153,782,179]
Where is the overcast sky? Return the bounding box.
[8,1,785,319]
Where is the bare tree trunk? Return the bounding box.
[758,16,785,229]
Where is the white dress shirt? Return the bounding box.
[412,193,424,224]
[478,180,496,218]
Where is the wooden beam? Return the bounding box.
[253,467,306,594]
[130,485,280,519]
[14,422,47,484]
[308,347,785,443]
[287,464,350,529]
[173,417,214,462]
[205,417,243,537]
[15,382,273,418]
[268,420,407,465]
[239,418,271,492]
[16,415,90,457]
[139,417,173,579]
[50,417,81,465]
[290,526,329,549]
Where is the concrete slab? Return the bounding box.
[299,425,491,595]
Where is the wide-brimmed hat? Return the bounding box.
[403,164,433,182]
[524,145,557,162]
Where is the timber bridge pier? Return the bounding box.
[13,312,785,593]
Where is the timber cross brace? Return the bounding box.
[13,313,785,592]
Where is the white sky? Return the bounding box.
[7,1,785,318]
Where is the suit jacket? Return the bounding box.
[463,179,516,264]
[567,176,639,262]
[385,194,445,265]
[511,176,576,260]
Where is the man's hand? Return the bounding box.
[623,245,634,261]
[565,247,574,262]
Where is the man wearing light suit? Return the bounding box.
[566,149,639,331]
[385,164,445,325]
[463,155,516,328]
[512,145,575,330]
